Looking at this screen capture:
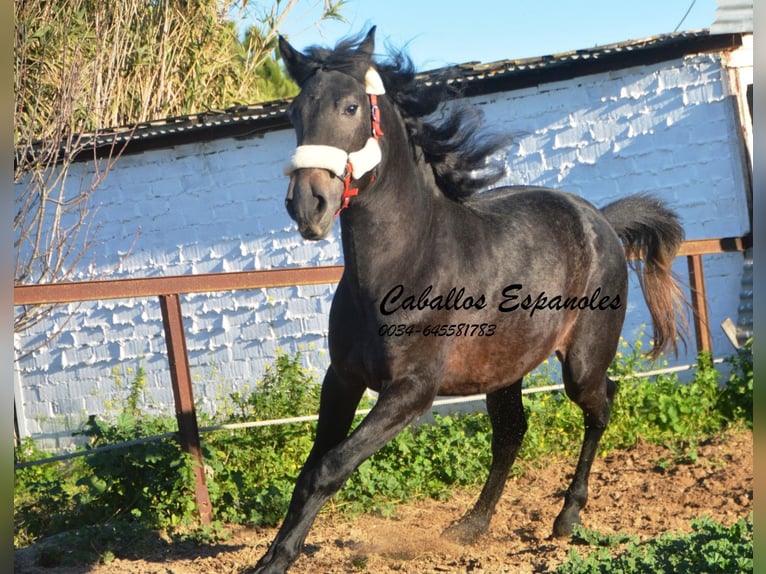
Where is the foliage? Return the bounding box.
[14,439,86,547]
[14,366,193,549]
[337,413,493,516]
[74,412,195,530]
[14,343,753,566]
[13,0,346,340]
[718,339,753,428]
[557,516,752,573]
[523,335,754,461]
[221,350,322,421]
[604,352,724,458]
[202,350,322,526]
[14,0,346,142]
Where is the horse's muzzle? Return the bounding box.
[285,168,343,240]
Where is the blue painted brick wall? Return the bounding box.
[13,53,749,449]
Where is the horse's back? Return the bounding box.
[463,186,624,260]
[465,185,601,220]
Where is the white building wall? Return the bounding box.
[13,52,750,448]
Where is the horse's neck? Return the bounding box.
[339,128,440,296]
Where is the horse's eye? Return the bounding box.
[344,103,359,116]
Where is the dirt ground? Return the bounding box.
[15,429,752,574]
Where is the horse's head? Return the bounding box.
[280,27,384,240]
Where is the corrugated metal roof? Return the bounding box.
[710,0,753,34]
[25,29,743,163]
[80,99,292,149]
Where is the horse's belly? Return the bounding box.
[437,333,557,396]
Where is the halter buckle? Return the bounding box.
[336,162,359,216]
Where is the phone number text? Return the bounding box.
[378,323,496,337]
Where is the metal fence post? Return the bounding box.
[686,254,713,355]
[159,293,213,524]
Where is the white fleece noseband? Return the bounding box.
[284,67,385,181]
[285,139,382,180]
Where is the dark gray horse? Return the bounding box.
[250,27,686,573]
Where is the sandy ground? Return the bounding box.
[15,429,752,574]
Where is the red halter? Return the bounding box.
[337,93,384,215]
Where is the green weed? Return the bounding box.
[558,515,753,573]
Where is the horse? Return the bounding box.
[250,27,686,573]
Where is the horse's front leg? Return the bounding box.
[249,365,364,573]
[249,372,436,574]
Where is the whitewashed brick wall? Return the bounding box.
[14,52,750,449]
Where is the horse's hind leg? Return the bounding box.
[443,380,526,544]
[553,345,618,537]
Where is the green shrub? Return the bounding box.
[603,352,725,456]
[557,516,753,573]
[75,413,195,530]
[338,413,493,515]
[14,439,85,547]
[201,350,322,525]
[718,339,753,428]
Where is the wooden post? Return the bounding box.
[686,254,713,355]
[159,293,213,524]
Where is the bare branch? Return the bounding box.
[13,0,346,341]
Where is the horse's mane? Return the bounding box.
[301,32,507,201]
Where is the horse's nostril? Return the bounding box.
[315,193,327,215]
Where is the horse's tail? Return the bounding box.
[601,193,688,358]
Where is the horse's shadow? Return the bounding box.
[14,523,248,573]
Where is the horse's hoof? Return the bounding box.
[242,556,284,574]
[241,566,280,574]
[552,508,581,538]
[442,517,488,545]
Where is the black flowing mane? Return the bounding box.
[296,31,508,201]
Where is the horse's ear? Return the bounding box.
[278,35,315,86]
[357,26,376,59]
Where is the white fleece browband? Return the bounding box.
[284,67,385,180]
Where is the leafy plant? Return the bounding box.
[338,413,493,515]
[718,339,753,428]
[14,439,85,547]
[201,350,323,526]
[600,344,731,457]
[75,413,194,530]
[557,516,753,573]
[221,350,322,421]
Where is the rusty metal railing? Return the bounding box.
[14,265,343,524]
[12,236,749,523]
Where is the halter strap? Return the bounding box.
[284,67,385,216]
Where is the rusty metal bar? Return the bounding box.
[676,236,747,257]
[13,237,748,307]
[623,235,747,260]
[686,254,713,354]
[159,294,213,525]
[13,265,345,306]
